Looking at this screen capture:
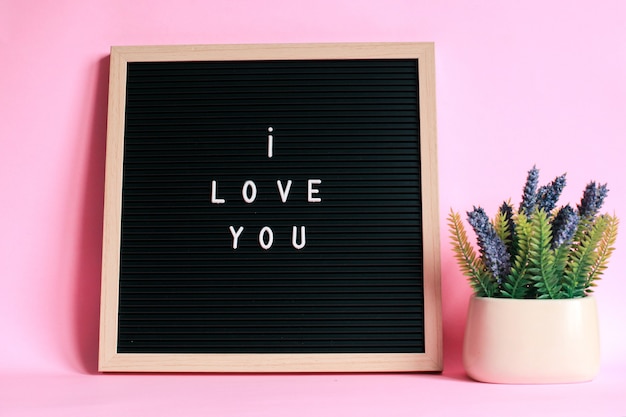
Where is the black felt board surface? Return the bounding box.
[117,58,425,354]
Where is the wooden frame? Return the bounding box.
[99,43,441,372]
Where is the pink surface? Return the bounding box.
[2,368,626,417]
[1,0,625,415]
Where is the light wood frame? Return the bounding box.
[99,42,441,372]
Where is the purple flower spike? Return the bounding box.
[520,166,540,215]
[551,205,580,249]
[537,173,567,214]
[577,182,609,219]
[467,207,511,283]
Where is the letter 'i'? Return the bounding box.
[267,127,273,158]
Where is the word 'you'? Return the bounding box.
[210,127,323,250]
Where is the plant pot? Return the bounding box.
[463,295,600,384]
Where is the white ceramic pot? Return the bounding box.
[463,296,600,384]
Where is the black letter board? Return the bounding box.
[99,43,441,372]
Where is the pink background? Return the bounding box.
[1,0,625,415]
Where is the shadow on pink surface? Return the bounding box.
[72,55,110,374]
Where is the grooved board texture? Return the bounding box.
[118,59,425,354]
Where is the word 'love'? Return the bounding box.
[210,179,322,204]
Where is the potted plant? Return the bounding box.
[448,166,618,384]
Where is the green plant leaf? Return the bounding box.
[498,200,516,244]
[563,216,608,297]
[494,204,512,250]
[552,242,574,297]
[585,214,618,293]
[501,212,533,298]
[447,209,498,297]
[527,209,562,299]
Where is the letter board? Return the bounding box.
[99,43,441,372]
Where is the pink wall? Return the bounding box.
[2,0,625,406]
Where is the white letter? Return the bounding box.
[268,127,274,158]
[307,179,322,203]
[292,226,306,250]
[276,180,293,203]
[229,226,244,249]
[242,180,257,203]
[259,226,274,250]
[211,180,226,204]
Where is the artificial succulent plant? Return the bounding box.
[448,166,618,299]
